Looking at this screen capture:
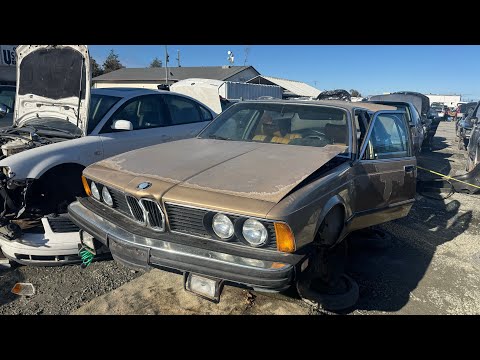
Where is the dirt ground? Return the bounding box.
[1,120,479,315]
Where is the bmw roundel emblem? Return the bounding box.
[137,182,152,190]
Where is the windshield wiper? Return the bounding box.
[207,135,232,140]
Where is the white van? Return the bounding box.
[169,78,282,113]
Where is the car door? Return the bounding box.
[98,94,171,158]
[162,93,213,139]
[410,105,424,147]
[348,110,416,231]
[97,94,212,159]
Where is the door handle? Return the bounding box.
[404,165,416,173]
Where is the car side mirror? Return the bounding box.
[111,119,133,131]
[0,103,8,119]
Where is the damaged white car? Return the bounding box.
[0,45,216,265]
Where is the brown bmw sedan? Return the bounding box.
[68,100,416,303]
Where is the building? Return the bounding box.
[247,75,321,98]
[426,94,462,108]
[0,45,17,85]
[92,66,260,89]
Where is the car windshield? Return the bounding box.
[198,102,350,152]
[0,86,15,110]
[87,94,122,134]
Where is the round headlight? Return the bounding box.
[102,186,113,206]
[242,219,268,247]
[90,181,101,200]
[212,213,234,239]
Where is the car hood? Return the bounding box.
[86,138,347,212]
[14,45,90,134]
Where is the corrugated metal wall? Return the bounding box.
[221,82,282,100]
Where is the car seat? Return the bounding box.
[252,117,302,144]
[324,123,348,145]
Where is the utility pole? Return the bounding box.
[165,45,169,85]
[176,49,181,67]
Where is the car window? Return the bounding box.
[363,113,410,160]
[474,104,480,119]
[198,105,213,121]
[410,105,421,125]
[100,95,169,133]
[164,95,203,125]
[0,87,15,111]
[87,94,121,134]
[354,109,369,147]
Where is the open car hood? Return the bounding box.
[370,91,430,116]
[14,45,90,134]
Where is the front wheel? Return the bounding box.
[296,273,359,312]
[296,240,359,312]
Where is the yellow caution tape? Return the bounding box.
[416,165,480,190]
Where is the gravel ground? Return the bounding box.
[0,259,143,315]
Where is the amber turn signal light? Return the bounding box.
[274,222,296,253]
[82,176,92,196]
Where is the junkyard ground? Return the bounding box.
[1,120,479,315]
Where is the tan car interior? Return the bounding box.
[252,112,348,145]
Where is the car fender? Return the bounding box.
[314,194,349,237]
[0,136,103,180]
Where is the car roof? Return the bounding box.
[90,87,170,98]
[241,99,396,112]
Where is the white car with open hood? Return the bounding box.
[0,45,216,265]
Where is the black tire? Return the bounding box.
[296,273,359,312]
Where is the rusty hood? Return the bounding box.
[88,138,347,212]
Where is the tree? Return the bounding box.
[90,57,104,77]
[350,89,362,97]
[103,49,124,73]
[149,57,162,68]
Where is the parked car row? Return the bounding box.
[466,103,480,172]
[0,45,439,310]
[369,92,431,154]
[455,101,477,150]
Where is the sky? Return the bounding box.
[89,45,480,101]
